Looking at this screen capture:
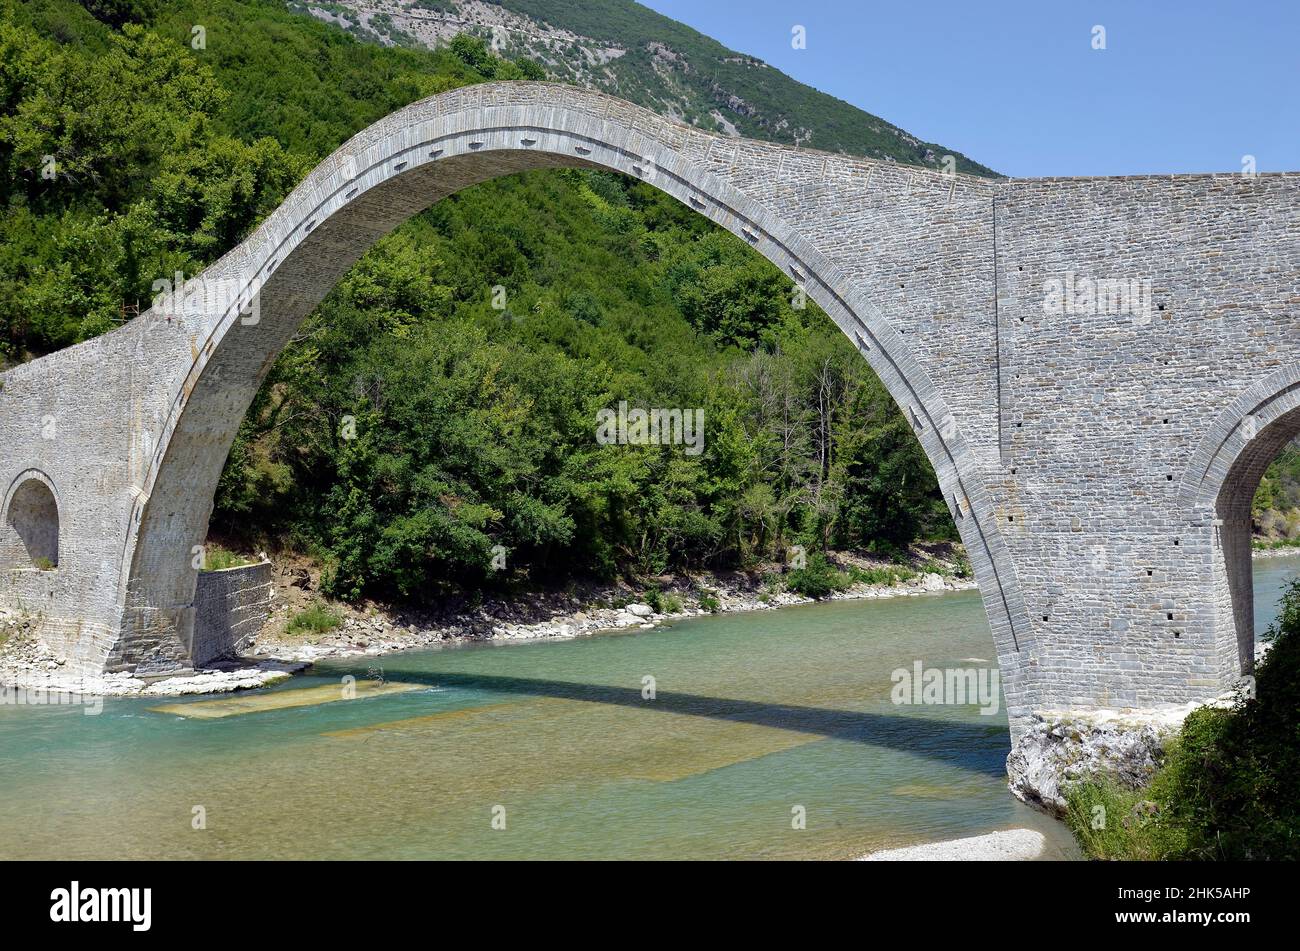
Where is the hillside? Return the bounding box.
[1255,440,1300,546]
[3,0,957,601]
[290,0,999,176]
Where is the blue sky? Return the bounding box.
[639,0,1299,177]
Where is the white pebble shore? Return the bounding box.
[858,828,1045,861]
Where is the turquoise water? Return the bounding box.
[2,554,1296,860]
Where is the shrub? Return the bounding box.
[847,565,912,586]
[658,592,684,614]
[784,553,850,599]
[286,603,343,638]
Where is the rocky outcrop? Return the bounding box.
[1006,705,1214,815]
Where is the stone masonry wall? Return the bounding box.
[191,562,273,667]
[0,82,1295,725]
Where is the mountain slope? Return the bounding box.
[290,0,999,176]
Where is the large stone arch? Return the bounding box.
[109,82,1032,703]
[1180,365,1300,680]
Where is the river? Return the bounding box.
[2,554,1297,860]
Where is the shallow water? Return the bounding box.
[1,555,1296,860]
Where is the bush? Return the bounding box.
[286,603,343,638]
[645,588,685,614]
[847,565,912,586]
[1150,583,1300,859]
[784,552,850,599]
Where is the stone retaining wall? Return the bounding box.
[191,562,272,667]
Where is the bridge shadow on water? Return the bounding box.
[324,665,1011,779]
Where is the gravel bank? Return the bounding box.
[859,828,1046,861]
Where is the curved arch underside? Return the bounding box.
[1210,403,1300,677]
[2,471,60,570]
[1181,364,1300,517]
[115,82,1031,693]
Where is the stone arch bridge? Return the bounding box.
[1,82,1296,730]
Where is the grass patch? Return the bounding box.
[1064,775,1188,861]
[202,545,257,571]
[286,603,343,638]
[1253,536,1300,551]
[847,565,914,586]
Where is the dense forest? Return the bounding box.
[1,0,953,601]
[1254,442,1300,544]
[2,0,1295,606]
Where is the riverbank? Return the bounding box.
[250,544,975,665]
[859,828,1047,861]
[0,545,973,695]
[3,540,1289,695]
[1252,540,1300,558]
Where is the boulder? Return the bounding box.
[1006,711,1173,815]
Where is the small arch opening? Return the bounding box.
[5,477,60,569]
